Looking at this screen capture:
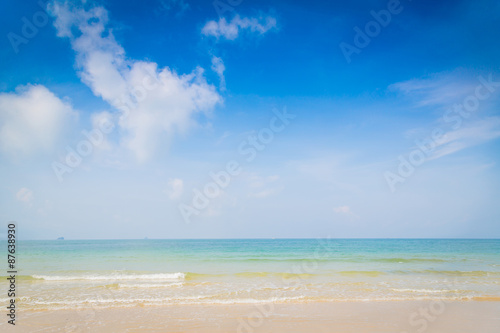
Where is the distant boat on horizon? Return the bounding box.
[57,237,64,240]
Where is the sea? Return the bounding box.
[1,239,499,311]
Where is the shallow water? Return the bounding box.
[1,239,499,310]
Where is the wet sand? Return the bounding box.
[2,300,499,332]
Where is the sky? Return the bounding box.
[0,0,499,239]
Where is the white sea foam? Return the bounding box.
[20,294,477,312]
[32,273,185,281]
[24,295,307,308]
[391,288,450,293]
[117,282,184,288]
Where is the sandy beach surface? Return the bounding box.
[2,300,499,332]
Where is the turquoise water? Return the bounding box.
[1,239,499,310]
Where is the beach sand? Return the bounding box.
[3,300,499,332]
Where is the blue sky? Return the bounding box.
[0,0,499,239]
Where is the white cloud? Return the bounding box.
[429,117,500,160]
[247,173,279,187]
[248,188,279,198]
[211,56,226,90]
[389,71,500,109]
[389,71,478,107]
[215,131,231,145]
[333,205,359,219]
[246,173,281,198]
[0,85,76,157]
[165,178,184,199]
[158,0,189,16]
[49,2,221,161]
[202,15,277,41]
[391,71,500,159]
[333,206,350,214]
[90,111,114,151]
[16,187,34,204]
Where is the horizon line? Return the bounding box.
[6,237,500,241]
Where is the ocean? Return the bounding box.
[1,239,499,311]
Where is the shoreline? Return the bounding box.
[2,300,499,332]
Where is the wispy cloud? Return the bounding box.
[391,71,500,160]
[215,131,231,145]
[389,70,479,107]
[157,0,189,16]
[202,15,277,41]
[429,117,500,160]
[211,56,226,90]
[246,173,281,198]
[248,188,279,198]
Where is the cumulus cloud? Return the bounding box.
[0,85,76,157]
[334,205,359,219]
[165,178,184,199]
[333,206,350,214]
[202,15,277,40]
[49,1,221,161]
[90,111,115,151]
